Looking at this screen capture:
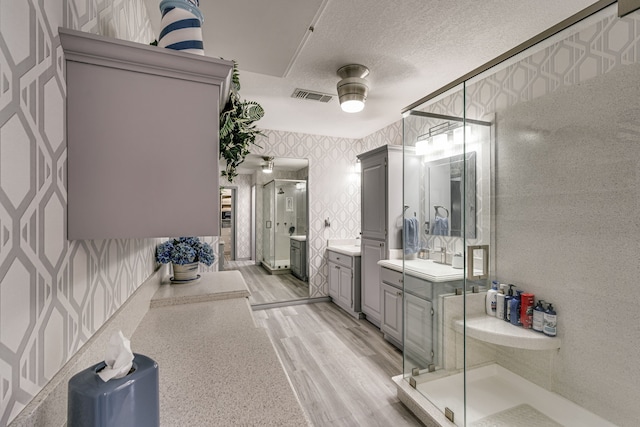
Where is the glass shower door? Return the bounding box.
[262,180,275,268]
[402,82,469,426]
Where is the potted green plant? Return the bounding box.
[155,237,215,283]
[219,61,265,182]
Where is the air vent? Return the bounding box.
[291,88,334,103]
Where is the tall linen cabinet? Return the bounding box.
[357,145,403,326]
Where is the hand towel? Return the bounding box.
[431,216,449,236]
[404,217,420,254]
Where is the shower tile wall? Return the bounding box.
[409,7,639,425]
[0,0,157,424]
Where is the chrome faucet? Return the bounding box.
[435,247,446,264]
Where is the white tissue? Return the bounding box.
[97,331,134,382]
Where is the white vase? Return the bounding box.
[171,262,199,283]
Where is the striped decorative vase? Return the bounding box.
[158,0,205,55]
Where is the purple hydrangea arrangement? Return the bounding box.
[155,237,215,266]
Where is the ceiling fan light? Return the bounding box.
[336,64,370,113]
[340,99,365,113]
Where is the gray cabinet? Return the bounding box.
[381,282,403,346]
[290,239,307,281]
[327,250,361,318]
[404,293,433,367]
[59,28,233,239]
[358,145,403,326]
[380,266,461,368]
[360,238,385,326]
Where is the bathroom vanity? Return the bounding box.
[326,242,362,318]
[289,236,307,281]
[378,259,464,369]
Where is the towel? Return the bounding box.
[431,216,449,236]
[403,217,420,255]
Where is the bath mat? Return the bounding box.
[470,404,563,427]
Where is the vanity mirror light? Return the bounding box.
[405,111,492,242]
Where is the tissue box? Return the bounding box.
[68,353,159,427]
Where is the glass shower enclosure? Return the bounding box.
[262,179,307,272]
[397,3,638,426]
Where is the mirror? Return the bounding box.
[424,152,476,238]
[221,154,310,307]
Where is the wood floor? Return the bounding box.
[253,302,424,426]
[224,260,309,305]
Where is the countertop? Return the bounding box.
[378,258,464,282]
[150,270,250,307]
[327,244,361,256]
[131,272,309,426]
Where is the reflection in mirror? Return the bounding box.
[221,154,310,307]
[425,152,476,238]
[404,110,492,259]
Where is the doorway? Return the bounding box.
[219,187,236,262]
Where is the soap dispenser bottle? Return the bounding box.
[486,281,498,316]
[543,303,557,337]
[533,300,545,332]
[505,284,516,322]
[510,290,522,326]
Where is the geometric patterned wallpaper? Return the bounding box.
[0,1,156,424]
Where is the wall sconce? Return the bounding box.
[262,156,274,173]
[337,64,369,113]
[353,158,361,174]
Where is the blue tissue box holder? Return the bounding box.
[68,353,159,427]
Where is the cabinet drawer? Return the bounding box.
[328,251,352,268]
[404,275,434,300]
[381,267,403,289]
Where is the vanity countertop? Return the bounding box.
[150,270,250,307]
[378,258,464,282]
[327,245,361,256]
[132,272,309,426]
[290,235,307,242]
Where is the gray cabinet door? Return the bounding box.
[361,238,385,325]
[381,283,403,343]
[338,267,353,309]
[290,245,301,276]
[328,261,341,299]
[404,293,434,367]
[360,151,387,240]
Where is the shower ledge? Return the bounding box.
[454,316,561,350]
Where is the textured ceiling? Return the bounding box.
[144,0,601,139]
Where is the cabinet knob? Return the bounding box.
[397,291,403,296]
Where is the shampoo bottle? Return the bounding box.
[543,303,557,337]
[496,286,506,320]
[505,296,512,322]
[520,293,535,329]
[486,281,498,316]
[510,290,522,326]
[533,300,545,332]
